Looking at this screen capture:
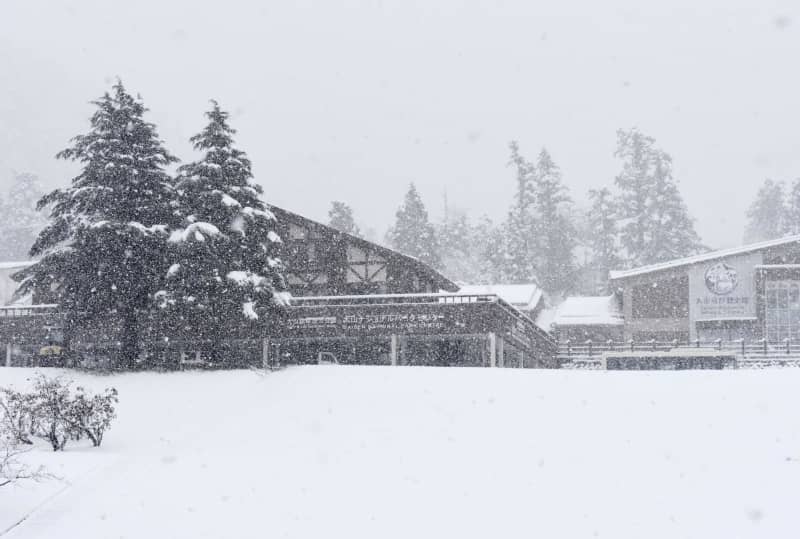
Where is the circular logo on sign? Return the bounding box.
[704,262,738,295]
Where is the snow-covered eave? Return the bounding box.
[609,235,800,281]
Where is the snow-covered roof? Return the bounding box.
[553,295,623,326]
[457,283,543,311]
[609,235,800,281]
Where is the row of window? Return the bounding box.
[765,281,800,342]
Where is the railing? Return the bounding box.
[558,338,800,366]
[291,293,555,344]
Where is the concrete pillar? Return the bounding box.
[5,343,11,367]
[497,336,505,368]
[262,337,270,371]
[390,335,398,366]
[488,333,497,368]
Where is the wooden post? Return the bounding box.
[488,333,497,368]
[262,337,270,371]
[390,335,398,366]
[519,350,525,368]
[5,343,11,368]
[497,336,505,368]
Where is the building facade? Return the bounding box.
[1,206,557,368]
[608,236,800,343]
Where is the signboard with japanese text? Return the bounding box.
[688,252,761,322]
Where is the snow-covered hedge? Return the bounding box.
[0,375,118,451]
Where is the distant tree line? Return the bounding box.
[743,178,800,243]
[329,128,704,295]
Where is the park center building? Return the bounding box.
[1,206,556,368]
[607,235,800,343]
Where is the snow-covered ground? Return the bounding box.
[2,366,800,538]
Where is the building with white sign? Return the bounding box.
[607,235,800,342]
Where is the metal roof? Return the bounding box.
[609,235,800,281]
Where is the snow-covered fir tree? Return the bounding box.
[16,82,178,368]
[0,172,47,261]
[475,215,509,284]
[437,209,486,284]
[327,201,361,237]
[531,148,576,292]
[744,178,788,243]
[643,150,704,262]
[584,187,620,292]
[503,141,537,283]
[614,128,656,267]
[387,183,440,269]
[614,128,703,266]
[162,101,288,361]
[785,178,800,235]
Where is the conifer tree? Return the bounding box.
[744,178,788,242]
[0,173,47,261]
[614,128,656,266]
[614,128,703,266]
[16,82,178,368]
[531,148,576,291]
[785,178,800,235]
[437,210,483,283]
[327,201,361,237]
[585,187,620,292]
[162,102,288,361]
[644,150,704,262]
[503,141,537,283]
[388,183,440,269]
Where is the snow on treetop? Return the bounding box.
[168,222,221,243]
[167,263,181,277]
[267,231,281,243]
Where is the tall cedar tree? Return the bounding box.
[532,148,576,292]
[162,102,288,361]
[0,173,47,261]
[328,201,361,237]
[504,141,537,283]
[644,150,704,262]
[744,178,788,242]
[585,187,620,292]
[438,210,484,284]
[16,82,178,368]
[614,128,703,266]
[786,178,800,235]
[388,183,441,269]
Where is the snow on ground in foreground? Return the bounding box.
[2,366,800,539]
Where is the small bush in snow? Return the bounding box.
[31,375,75,451]
[0,387,37,445]
[0,375,120,452]
[66,386,119,447]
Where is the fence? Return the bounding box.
[558,338,800,368]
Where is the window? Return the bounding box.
[765,281,800,341]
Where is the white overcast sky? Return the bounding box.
[2,0,800,248]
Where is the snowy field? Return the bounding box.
[2,366,800,539]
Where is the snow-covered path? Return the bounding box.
[2,366,800,538]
